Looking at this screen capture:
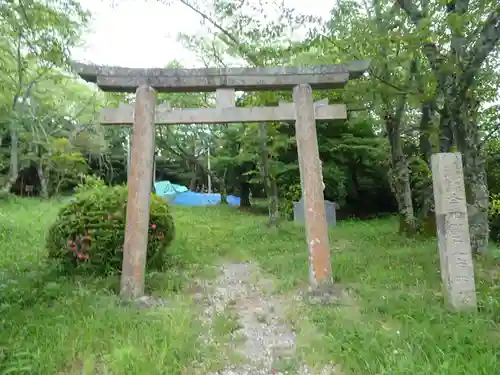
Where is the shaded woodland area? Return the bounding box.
[1,0,500,254]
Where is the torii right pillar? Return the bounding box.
[293,84,334,293]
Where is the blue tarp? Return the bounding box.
[172,191,221,206]
[226,195,241,206]
[153,180,241,207]
[154,181,188,200]
[171,192,241,207]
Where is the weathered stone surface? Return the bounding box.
[293,198,338,227]
[216,88,235,108]
[431,152,477,311]
[120,85,156,300]
[99,102,347,125]
[305,283,349,305]
[293,84,333,288]
[71,60,370,93]
[119,295,169,309]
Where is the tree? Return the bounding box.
[304,0,421,232]
[175,0,320,224]
[0,0,90,195]
[396,0,500,253]
[40,138,88,195]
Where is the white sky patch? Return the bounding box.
[71,0,333,68]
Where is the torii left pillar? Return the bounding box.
[120,85,157,299]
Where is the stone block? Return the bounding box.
[293,198,338,227]
[431,152,477,311]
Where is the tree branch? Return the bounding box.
[178,0,259,65]
[396,0,445,72]
[462,5,500,90]
[480,122,500,147]
[335,43,411,94]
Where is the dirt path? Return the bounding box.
[195,262,339,375]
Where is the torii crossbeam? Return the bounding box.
[72,60,369,93]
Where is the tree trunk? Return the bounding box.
[188,164,197,191]
[268,177,279,227]
[240,181,251,209]
[418,99,438,236]
[419,100,436,164]
[151,152,156,194]
[0,124,19,196]
[55,175,66,195]
[260,122,278,227]
[386,115,417,234]
[7,160,19,195]
[372,3,416,234]
[36,163,49,199]
[452,93,489,253]
[220,167,228,204]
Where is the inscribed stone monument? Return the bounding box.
[431,152,477,310]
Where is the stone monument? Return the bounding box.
[431,152,477,311]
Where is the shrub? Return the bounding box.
[46,182,175,275]
[489,194,500,242]
[279,183,301,220]
[74,174,107,196]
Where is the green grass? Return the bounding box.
[0,198,499,374]
[0,198,213,375]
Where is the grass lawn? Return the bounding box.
[0,197,499,374]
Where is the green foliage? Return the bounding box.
[0,0,102,195]
[46,183,175,275]
[485,139,500,196]
[279,183,301,220]
[486,141,500,242]
[0,345,33,375]
[409,157,432,212]
[488,194,500,242]
[0,199,211,375]
[74,174,107,197]
[42,138,88,194]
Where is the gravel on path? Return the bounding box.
[198,262,340,375]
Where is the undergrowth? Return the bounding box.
[0,197,498,374]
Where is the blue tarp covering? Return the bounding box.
[153,180,241,207]
[226,195,241,206]
[154,181,188,200]
[172,192,221,206]
[171,192,241,207]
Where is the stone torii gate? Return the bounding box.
[73,61,370,300]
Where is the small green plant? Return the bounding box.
[279,183,301,220]
[74,175,107,197]
[488,193,500,242]
[0,346,33,375]
[46,182,175,275]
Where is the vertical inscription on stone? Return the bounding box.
[431,153,477,310]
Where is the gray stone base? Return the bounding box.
[119,295,169,308]
[293,198,338,226]
[304,284,350,306]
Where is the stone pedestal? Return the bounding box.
[293,198,338,227]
